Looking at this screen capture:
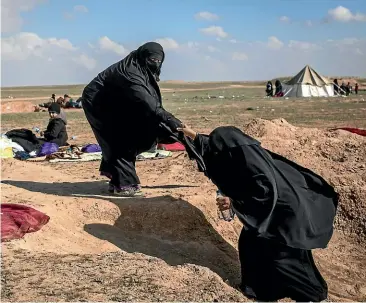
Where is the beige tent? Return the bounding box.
[282,65,335,97]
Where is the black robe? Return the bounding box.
[275,79,283,95]
[194,126,338,301]
[81,42,204,187]
[43,117,68,147]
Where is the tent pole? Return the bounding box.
[334,84,347,96]
[283,88,293,97]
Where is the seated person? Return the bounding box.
[178,124,338,302]
[64,95,82,108]
[274,79,284,97]
[38,93,57,109]
[56,96,65,107]
[265,81,273,97]
[39,103,68,146]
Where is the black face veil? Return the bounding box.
[136,42,165,81]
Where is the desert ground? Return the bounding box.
[1,82,366,302]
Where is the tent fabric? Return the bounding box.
[283,65,334,98]
[282,84,334,98]
[1,204,50,242]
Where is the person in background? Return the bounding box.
[81,42,185,197]
[38,94,56,109]
[178,124,338,302]
[39,103,68,146]
[64,94,75,108]
[346,82,352,95]
[340,82,347,95]
[265,81,273,97]
[355,83,359,95]
[274,79,284,97]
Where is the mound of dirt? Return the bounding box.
[242,118,366,241]
[1,118,366,301]
[1,101,37,114]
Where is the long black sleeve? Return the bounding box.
[193,134,209,158]
[128,84,182,129]
[215,145,278,234]
[44,119,64,141]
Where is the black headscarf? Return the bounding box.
[118,42,165,85]
[48,103,61,114]
[194,126,338,250]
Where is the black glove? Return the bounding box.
[165,114,182,131]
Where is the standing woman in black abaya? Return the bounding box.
[81,42,183,197]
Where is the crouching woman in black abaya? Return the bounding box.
[178,125,338,302]
[81,42,184,197]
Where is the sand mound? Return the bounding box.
[2,118,366,301]
[1,101,36,113]
[243,118,366,241]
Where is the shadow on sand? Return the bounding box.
[2,180,241,285]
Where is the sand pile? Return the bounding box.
[1,101,36,114]
[2,118,366,301]
[242,118,366,241]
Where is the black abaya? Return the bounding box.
[193,126,338,301]
[81,42,204,187]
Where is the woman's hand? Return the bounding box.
[216,196,231,211]
[177,124,197,140]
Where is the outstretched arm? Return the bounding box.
[128,84,182,130]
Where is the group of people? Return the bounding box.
[39,93,82,110]
[333,79,359,96]
[265,78,360,98]
[265,80,284,97]
[80,42,338,301]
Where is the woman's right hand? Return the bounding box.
[216,196,231,211]
[177,124,197,140]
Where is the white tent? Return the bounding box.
[282,65,335,97]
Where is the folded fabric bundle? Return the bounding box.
[136,150,172,161]
[1,203,50,242]
[157,142,186,151]
[38,142,59,156]
[81,143,102,153]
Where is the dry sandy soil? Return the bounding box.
[1,116,366,302]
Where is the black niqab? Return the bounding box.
[194,126,338,250]
[137,42,164,80]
